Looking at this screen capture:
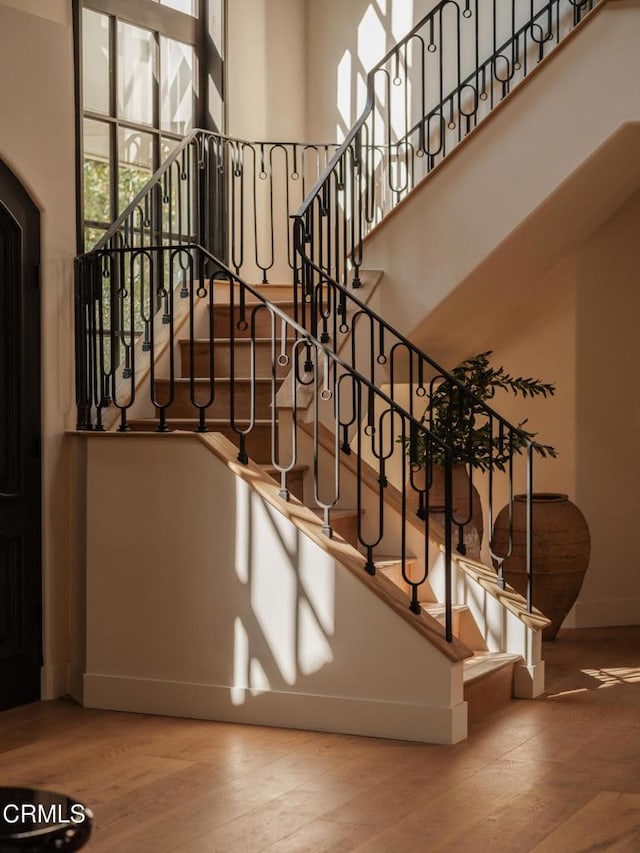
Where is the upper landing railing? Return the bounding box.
[294,0,600,291]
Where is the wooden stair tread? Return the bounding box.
[126,417,273,430]
[209,283,294,303]
[210,299,296,308]
[155,377,276,384]
[373,554,417,568]
[179,337,276,344]
[423,603,470,617]
[463,651,521,685]
[311,508,360,519]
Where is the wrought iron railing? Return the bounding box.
[73,0,602,629]
[289,0,600,611]
[294,0,599,290]
[76,241,464,634]
[91,130,340,285]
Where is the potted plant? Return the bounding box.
[398,351,557,545]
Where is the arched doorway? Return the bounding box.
[0,160,41,710]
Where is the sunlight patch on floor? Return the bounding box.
[582,667,640,687]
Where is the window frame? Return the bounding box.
[73,0,226,253]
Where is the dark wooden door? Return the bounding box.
[0,160,42,710]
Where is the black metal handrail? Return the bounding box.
[88,128,340,285]
[288,0,598,611]
[76,240,470,634]
[294,1,600,295]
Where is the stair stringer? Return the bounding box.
[81,430,473,745]
[361,0,640,358]
[294,420,549,700]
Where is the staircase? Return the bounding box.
[115,274,544,727]
[74,0,618,742]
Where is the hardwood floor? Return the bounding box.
[1,626,638,852]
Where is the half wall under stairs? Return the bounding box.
[72,280,549,745]
[77,432,472,745]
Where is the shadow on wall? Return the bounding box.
[335,0,416,142]
[229,475,336,704]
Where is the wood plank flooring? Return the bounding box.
[0,626,638,852]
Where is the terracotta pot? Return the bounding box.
[412,463,484,548]
[490,493,590,640]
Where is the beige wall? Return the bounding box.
[573,189,640,626]
[303,0,582,143]
[227,0,307,141]
[305,0,439,142]
[0,0,70,26]
[363,4,640,344]
[0,0,77,697]
[396,189,640,629]
[472,256,578,502]
[493,189,640,627]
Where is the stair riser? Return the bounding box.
[380,561,429,600]
[217,423,274,464]
[425,609,462,638]
[331,514,359,548]
[155,381,277,420]
[212,304,297,338]
[179,341,291,379]
[464,663,516,724]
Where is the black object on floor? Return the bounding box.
[0,788,93,852]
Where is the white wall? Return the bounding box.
[0,0,77,698]
[304,0,587,143]
[82,435,467,744]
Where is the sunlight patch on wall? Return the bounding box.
[299,538,336,636]
[234,479,250,584]
[337,49,352,140]
[231,616,249,705]
[358,4,386,73]
[231,618,273,705]
[249,657,271,695]
[356,71,368,121]
[250,495,297,685]
[391,0,413,42]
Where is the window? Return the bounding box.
[77,0,224,251]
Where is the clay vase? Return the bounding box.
[412,463,483,552]
[490,493,590,640]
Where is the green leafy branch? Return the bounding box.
[398,351,558,472]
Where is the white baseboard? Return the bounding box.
[514,661,545,699]
[83,673,468,746]
[40,662,68,699]
[569,599,640,628]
